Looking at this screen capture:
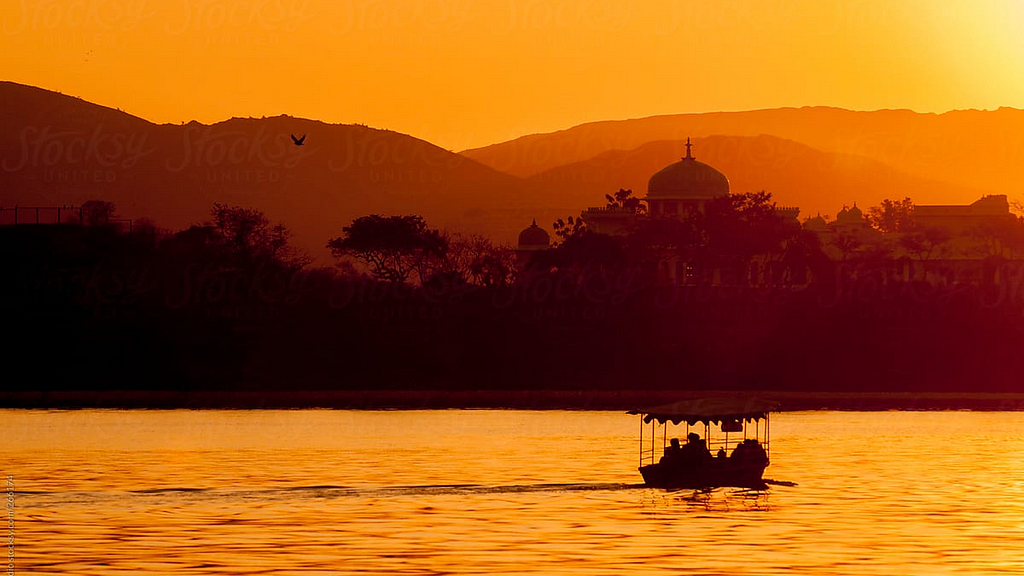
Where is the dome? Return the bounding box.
[836,204,864,223]
[804,214,828,231]
[647,139,729,200]
[518,220,550,250]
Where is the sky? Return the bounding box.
[2,0,1024,150]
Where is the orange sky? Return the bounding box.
[3,0,1023,150]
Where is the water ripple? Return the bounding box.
[5,409,1024,575]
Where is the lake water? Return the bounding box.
[4,409,1024,575]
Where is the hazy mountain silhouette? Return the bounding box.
[0,82,565,259]
[7,81,1020,255]
[529,135,991,219]
[463,106,1024,207]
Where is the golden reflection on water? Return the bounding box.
[4,409,1024,575]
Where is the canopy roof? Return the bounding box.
[629,397,779,425]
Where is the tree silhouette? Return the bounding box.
[80,200,116,226]
[696,191,791,274]
[208,203,307,267]
[327,214,446,283]
[541,229,626,271]
[626,216,697,253]
[211,204,269,257]
[833,234,862,261]
[866,197,915,233]
[468,247,517,287]
[552,215,586,245]
[435,233,516,287]
[968,217,1024,259]
[415,232,516,288]
[901,226,950,261]
[604,188,647,215]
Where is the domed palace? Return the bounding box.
[645,138,730,217]
[579,138,801,284]
[582,138,799,236]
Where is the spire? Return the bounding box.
[531,218,537,227]
[684,137,694,160]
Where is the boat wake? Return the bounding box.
[21,477,798,507]
[16,482,649,506]
[296,482,646,498]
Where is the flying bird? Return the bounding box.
[291,134,306,146]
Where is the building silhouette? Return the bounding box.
[518,139,1023,288]
[645,138,729,217]
[516,219,551,269]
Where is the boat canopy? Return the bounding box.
[630,397,779,426]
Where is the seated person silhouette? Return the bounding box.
[695,436,712,461]
[682,432,712,463]
[660,437,683,464]
[746,439,768,465]
[717,447,727,459]
[731,439,768,465]
[731,441,746,460]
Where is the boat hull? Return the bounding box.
[639,459,768,489]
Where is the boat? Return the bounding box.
[630,397,778,489]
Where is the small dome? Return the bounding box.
[647,139,729,200]
[518,220,550,250]
[836,204,864,223]
[804,214,828,231]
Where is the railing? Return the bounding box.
[582,206,639,214]
[0,206,82,225]
[0,206,133,232]
[638,415,771,466]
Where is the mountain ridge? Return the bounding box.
[461,106,1024,204]
[528,135,993,219]
[0,81,566,260]
[4,80,1021,259]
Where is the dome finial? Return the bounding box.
[684,137,694,160]
[531,218,537,226]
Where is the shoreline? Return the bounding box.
[3,389,1024,411]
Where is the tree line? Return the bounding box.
[6,192,1024,394]
[17,190,1024,292]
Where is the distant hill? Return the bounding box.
[0,82,567,260]
[463,106,1024,211]
[529,135,992,219]
[7,82,1021,256]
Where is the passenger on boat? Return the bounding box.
[747,440,768,465]
[731,441,747,460]
[685,432,712,462]
[717,447,727,459]
[731,439,768,465]
[660,437,683,464]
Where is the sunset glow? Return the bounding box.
[9,3,1024,574]
[3,0,1024,149]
